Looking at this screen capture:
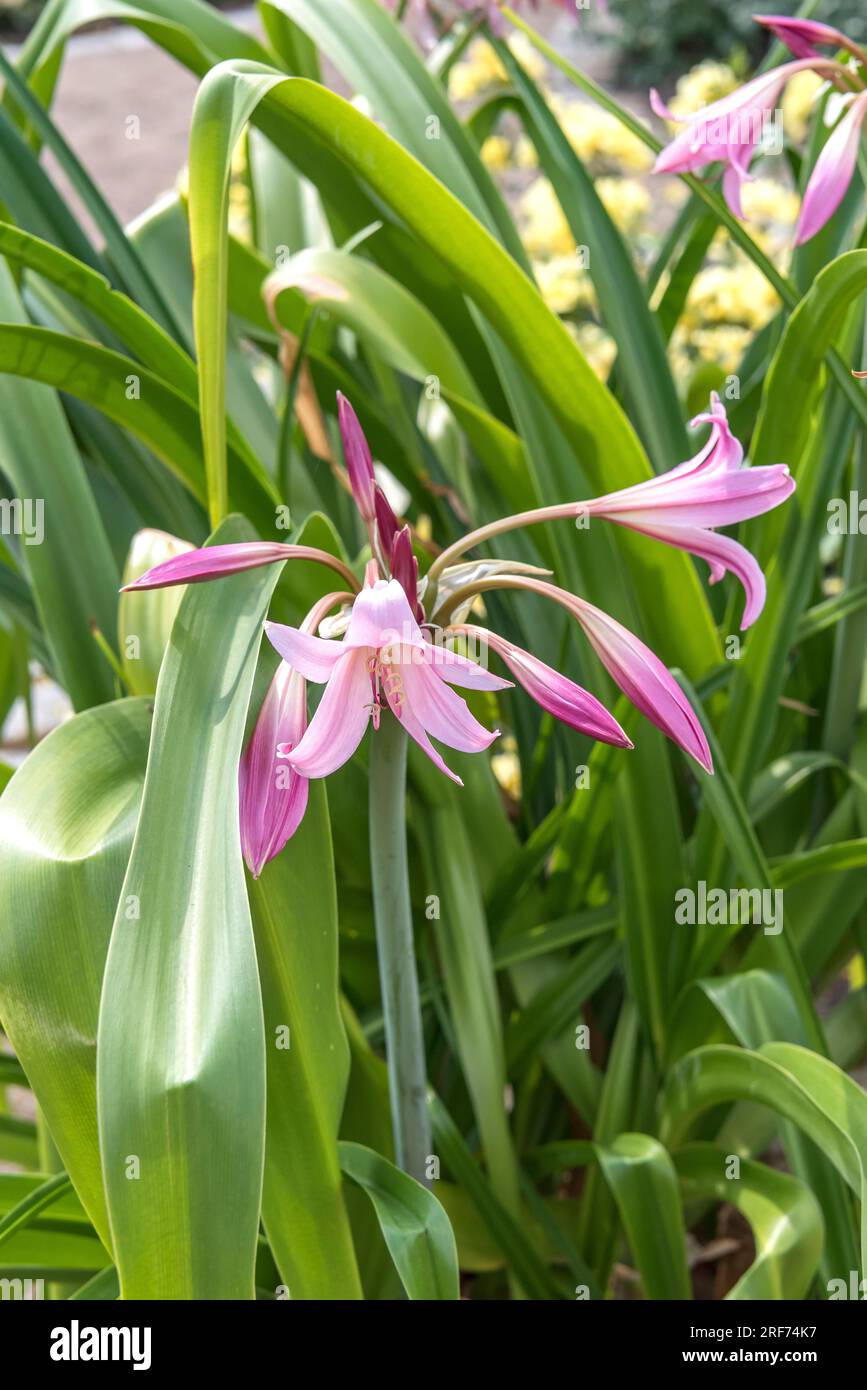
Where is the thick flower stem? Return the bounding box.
[369,710,432,1187]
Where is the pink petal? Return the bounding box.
[583,393,793,528]
[420,640,513,691]
[344,578,426,651]
[597,465,793,528]
[466,627,633,747]
[489,576,713,773]
[338,392,376,524]
[122,541,358,593]
[613,519,767,629]
[569,596,713,774]
[375,485,402,563]
[122,542,295,591]
[399,658,500,754]
[264,621,344,682]
[282,648,372,778]
[240,664,309,878]
[795,92,867,244]
[390,525,422,617]
[754,15,854,60]
[383,676,463,785]
[652,60,809,177]
[650,87,682,124]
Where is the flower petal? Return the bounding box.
[465,627,632,747]
[569,596,713,774]
[399,657,500,754]
[795,91,867,244]
[282,648,372,778]
[344,577,426,651]
[240,663,309,878]
[338,392,376,524]
[122,541,358,593]
[754,15,855,60]
[615,518,767,628]
[264,621,344,682]
[122,542,295,591]
[420,640,513,691]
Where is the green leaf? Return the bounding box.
[97,516,280,1299]
[338,1140,459,1300]
[596,1134,691,1300]
[492,37,688,473]
[0,697,152,1245]
[662,1042,867,1275]
[0,322,278,533]
[0,262,118,709]
[248,783,362,1300]
[675,1144,823,1300]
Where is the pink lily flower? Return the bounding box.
[650,57,832,217]
[265,568,509,786]
[129,389,796,865]
[795,90,867,244]
[581,393,794,629]
[754,14,867,64]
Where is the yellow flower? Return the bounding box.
[847,953,866,991]
[533,256,595,315]
[782,68,824,144]
[739,176,800,228]
[572,321,617,381]
[481,134,512,170]
[668,60,738,119]
[507,32,547,83]
[595,176,651,235]
[514,135,539,169]
[448,38,507,100]
[520,178,575,259]
[548,96,653,172]
[683,265,779,332]
[491,738,522,800]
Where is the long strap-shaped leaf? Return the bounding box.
[97,516,279,1299]
[662,1042,867,1278]
[338,1141,459,1300]
[0,698,153,1245]
[0,263,118,710]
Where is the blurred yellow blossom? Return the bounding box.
[448,39,507,100]
[533,256,596,315]
[520,178,574,258]
[481,134,512,170]
[571,321,617,380]
[549,96,654,172]
[682,264,779,332]
[491,737,522,799]
[595,176,651,235]
[739,176,800,228]
[448,33,545,102]
[514,135,539,169]
[782,68,824,144]
[668,60,738,119]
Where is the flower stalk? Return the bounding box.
[368,708,432,1187]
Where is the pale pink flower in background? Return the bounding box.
[795,90,867,244]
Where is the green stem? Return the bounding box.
[369,710,432,1186]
